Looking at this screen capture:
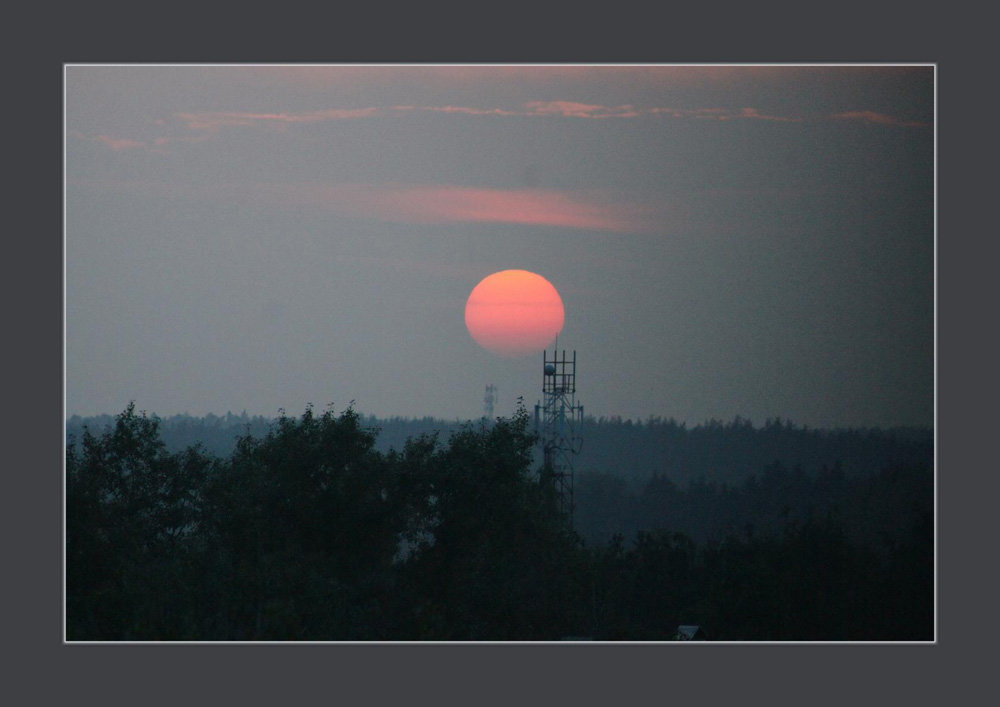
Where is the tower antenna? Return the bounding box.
[483,383,497,420]
[535,348,583,528]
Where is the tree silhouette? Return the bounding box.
[66,403,211,639]
[66,405,933,641]
[393,404,582,640]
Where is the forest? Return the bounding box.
[65,405,933,641]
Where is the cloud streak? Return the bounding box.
[649,106,802,122]
[522,101,640,119]
[68,132,149,151]
[71,101,928,155]
[78,179,657,234]
[831,110,930,128]
[261,183,655,233]
[176,107,379,131]
[392,105,523,117]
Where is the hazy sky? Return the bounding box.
[65,64,934,428]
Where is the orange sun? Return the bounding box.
[465,270,565,357]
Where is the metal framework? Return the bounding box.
[483,383,497,419]
[535,349,583,526]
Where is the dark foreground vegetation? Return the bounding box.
[66,405,933,641]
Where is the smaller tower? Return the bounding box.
[483,383,497,419]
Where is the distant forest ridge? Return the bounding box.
[66,409,933,489]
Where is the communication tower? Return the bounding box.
[483,384,497,419]
[535,349,583,526]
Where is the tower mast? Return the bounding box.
[536,349,583,527]
[483,383,497,420]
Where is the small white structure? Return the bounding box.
[674,625,707,641]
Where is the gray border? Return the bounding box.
[25,16,989,705]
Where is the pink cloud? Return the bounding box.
[78,102,815,157]
[649,106,801,122]
[739,107,801,123]
[648,107,687,118]
[392,101,640,119]
[650,107,734,120]
[256,183,654,233]
[78,100,922,163]
[71,129,215,153]
[832,110,929,128]
[94,135,147,151]
[83,179,654,233]
[176,107,379,131]
[523,101,639,119]
[392,105,521,117]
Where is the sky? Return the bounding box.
[65,64,934,428]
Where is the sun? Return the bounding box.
[465,270,565,357]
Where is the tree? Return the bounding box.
[66,402,211,639]
[199,404,407,640]
[395,404,583,640]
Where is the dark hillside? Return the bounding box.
[65,405,933,641]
